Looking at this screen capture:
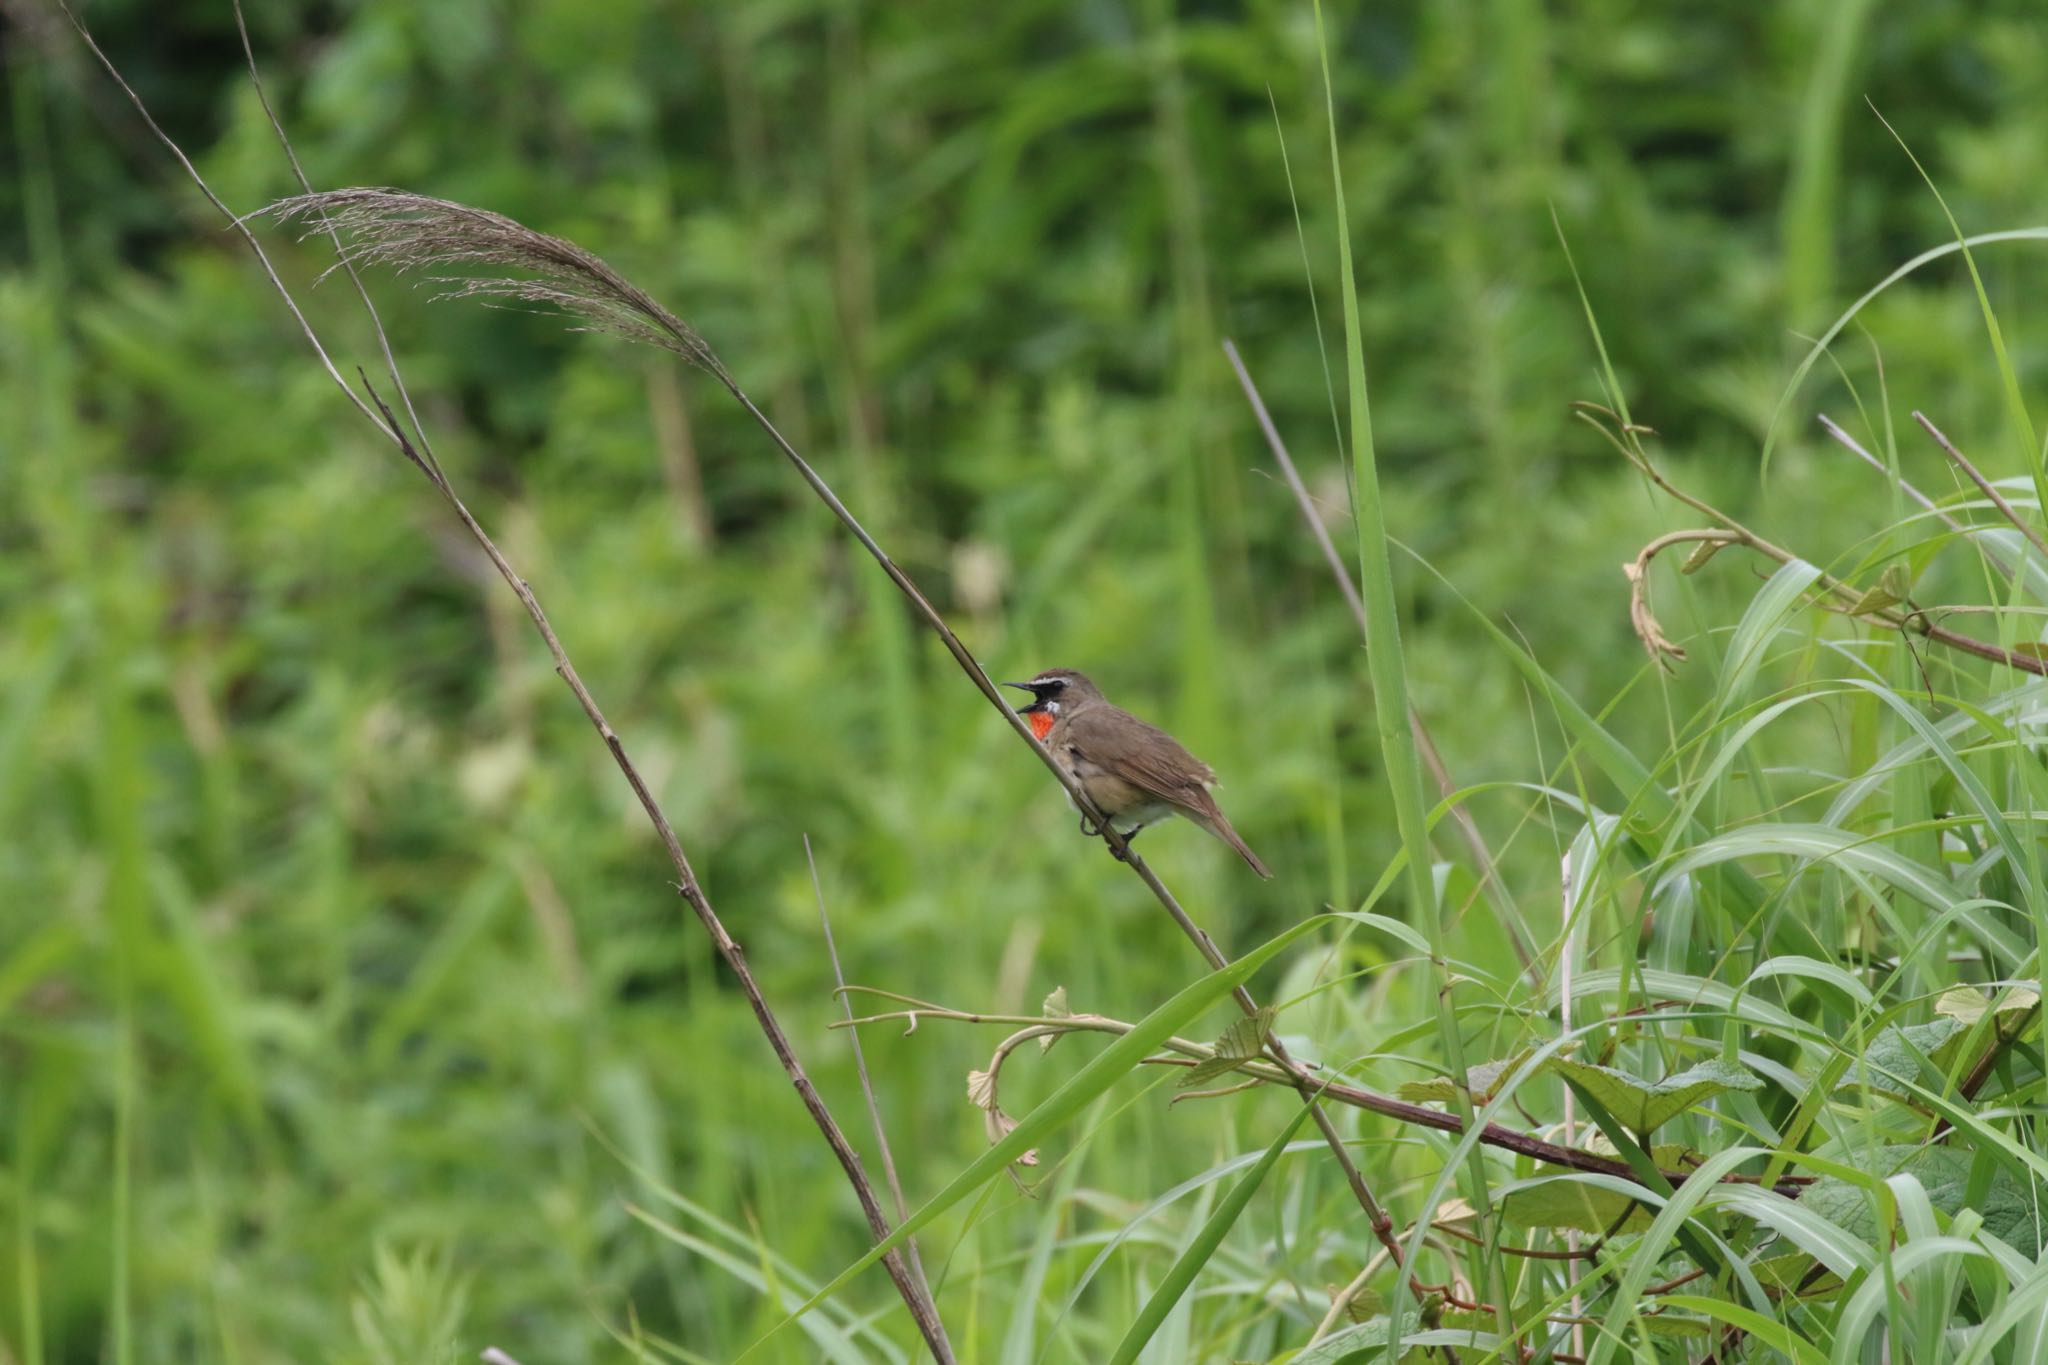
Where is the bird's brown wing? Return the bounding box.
[1063,705,1216,806]
[1065,705,1272,878]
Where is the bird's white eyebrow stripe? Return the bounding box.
[1029,675,1065,687]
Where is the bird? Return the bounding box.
[1004,668,1272,879]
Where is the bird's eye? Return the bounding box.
[1048,679,1066,689]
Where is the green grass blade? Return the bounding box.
[1104,1097,1319,1365]
[1582,1145,1770,1365]
[1658,1295,1829,1365]
[1869,106,2042,507]
[1830,1237,1990,1365]
[1716,560,1823,715]
[1309,3,1504,1339]
[624,1205,888,1365]
[1307,7,1442,949]
[1762,228,2048,471]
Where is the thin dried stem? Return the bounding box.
[1818,415,1958,531]
[229,0,441,478]
[809,837,946,1347]
[837,998,1806,1192]
[66,15,951,1360]
[1914,410,2048,560]
[1222,338,1539,986]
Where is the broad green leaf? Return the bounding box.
[1804,1147,2046,1255]
[1175,1056,1245,1089]
[1547,1056,1762,1135]
[1105,1098,1317,1365]
[1838,564,1909,616]
[1177,1005,1277,1089]
[1216,1006,1274,1060]
[1839,1018,1969,1102]
[1500,1159,1691,1235]
[739,914,1333,1357]
[1560,1088,1732,1281]
[1332,1287,1383,1324]
[1039,985,1071,1051]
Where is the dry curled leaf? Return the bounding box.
[1623,558,1687,669]
[1039,986,1071,1055]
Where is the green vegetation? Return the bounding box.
[7,2,2048,1360]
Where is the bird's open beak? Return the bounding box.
[1003,681,1045,714]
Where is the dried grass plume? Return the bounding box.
[261,189,727,379]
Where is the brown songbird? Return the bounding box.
[1005,668,1272,879]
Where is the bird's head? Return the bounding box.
[1003,668,1101,735]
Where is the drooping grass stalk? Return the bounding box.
[1309,0,1511,1344]
[66,11,957,1358]
[73,28,1413,1356]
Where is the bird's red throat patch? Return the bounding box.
[1028,711,1055,741]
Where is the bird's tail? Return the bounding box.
[1188,797,1272,879]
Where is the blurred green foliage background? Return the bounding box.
[5,0,2047,1360]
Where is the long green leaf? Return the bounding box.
[1657,1295,1829,1365]
[1105,1096,1319,1365]
[1310,0,1507,1344]
[1761,228,2048,471]
[1716,559,1824,714]
[1870,108,2043,515]
[1831,1237,1991,1365]
[1585,1145,1771,1365]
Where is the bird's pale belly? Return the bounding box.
[1062,752,1173,830]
